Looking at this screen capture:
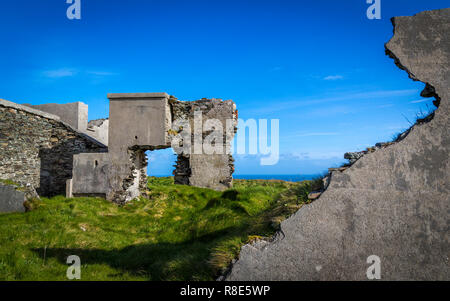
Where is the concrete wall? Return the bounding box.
[0,182,25,213]
[87,119,109,146]
[0,99,107,196]
[225,8,450,281]
[67,93,238,203]
[108,93,172,155]
[171,97,237,190]
[24,102,88,132]
[105,93,172,203]
[71,153,110,197]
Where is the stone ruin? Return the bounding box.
[0,93,237,208]
[68,93,237,204]
[225,8,449,281]
[0,7,447,281]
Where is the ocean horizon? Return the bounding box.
[233,174,319,182]
[152,174,319,182]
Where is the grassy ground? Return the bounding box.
[0,177,314,280]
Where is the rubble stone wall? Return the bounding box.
[0,99,107,196]
[171,97,237,190]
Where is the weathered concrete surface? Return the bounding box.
[189,154,233,190]
[106,93,172,203]
[171,97,237,190]
[87,119,109,146]
[24,102,88,132]
[0,182,26,213]
[226,9,450,281]
[108,93,172,155]
[65,93,237,203]
[71,153,110,197]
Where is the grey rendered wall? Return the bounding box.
[24,102,88,131]
[106,93,172,203]
[87,119,109,146]
[226,8,450,281]
[71,153,110,197]
[0,183,25,213]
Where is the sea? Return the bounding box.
[233,174,318,182]
[152,174,319,182]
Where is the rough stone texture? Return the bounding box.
[3,92,237,203]
[171,97,238,190]
[0,99,107,196]
[87,119,109,146]
[226,9,449,281]
[24,102,88,132]
[69,94,238,203]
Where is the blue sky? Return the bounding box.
[0,0,447,176]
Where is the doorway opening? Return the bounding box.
[145,148,177,180]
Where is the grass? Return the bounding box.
[0,177,314,281]
[0,178,20,186]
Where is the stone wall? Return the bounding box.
[68,93,238,204]
[171,97,238,190]
[1,94,236,203]
[225,8,450,281]
[0,99,107,196]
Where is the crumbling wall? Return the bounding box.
[105,93,173,203]
[225,8,450,281]
[0,99,107,196]
[73,93,239,204]
[171,97,237,190]
[0,181,40,213]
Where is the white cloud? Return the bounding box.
[42,69,77,78]
[234,151,344,162]
[324,75,344,81]
[246,89,419,115]
[410,99,429,103]
[377,104,394,108]
[281,151,344,160]
[86,71,118,76]
[284,132,340,138]
[41,68,118,79]
[270,66,282,72]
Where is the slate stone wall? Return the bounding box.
[0,101,107,196]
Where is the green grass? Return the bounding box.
[0,177,313,281]
[0,178,22,187]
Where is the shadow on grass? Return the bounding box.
[31,226,242,280]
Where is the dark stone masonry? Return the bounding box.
[0,100,107,197]
[1,93,237,204]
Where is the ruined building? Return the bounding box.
[0,94,237,205]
